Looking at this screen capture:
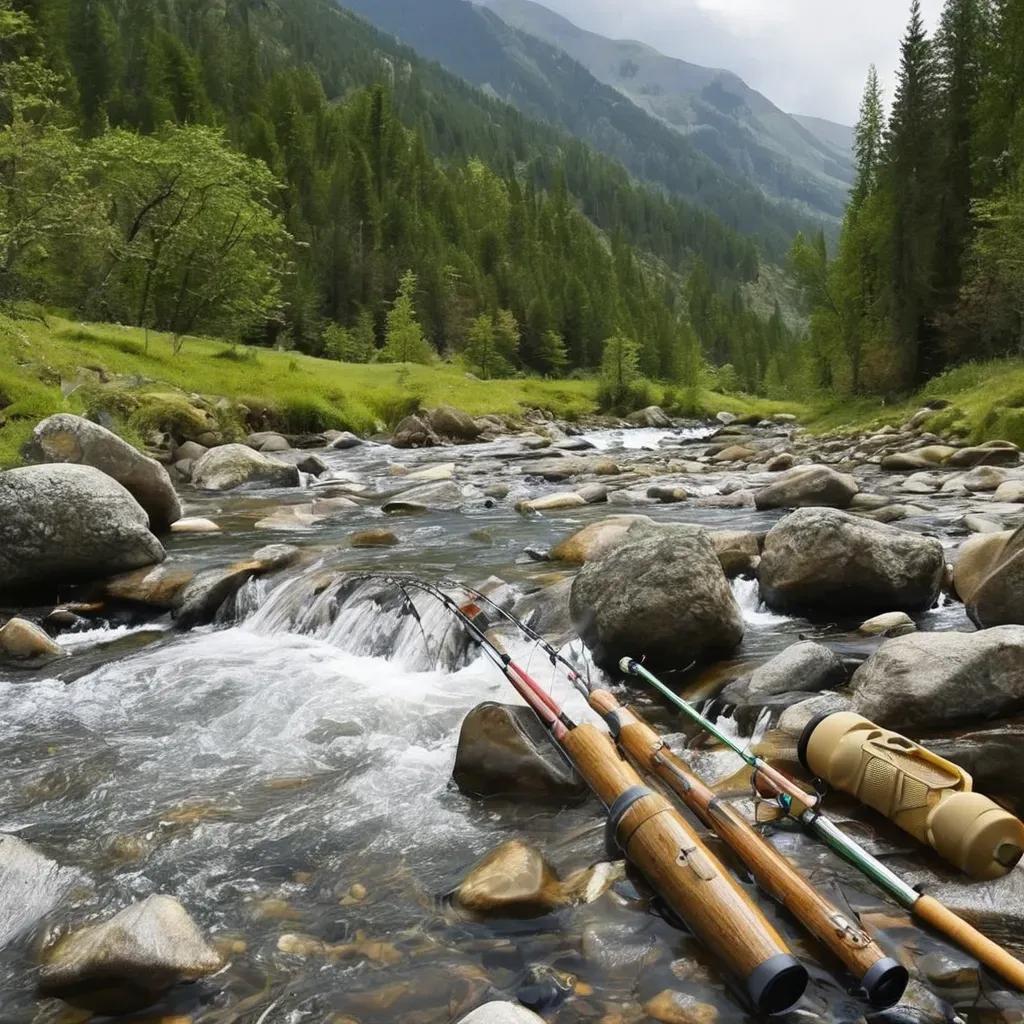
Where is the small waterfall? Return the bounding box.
[239,569,478,672]
[731,577,791,626]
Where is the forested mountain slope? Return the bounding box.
[0,0,795,392]
[334,0,827,244]
[473,0,854,220]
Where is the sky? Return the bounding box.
[530,0,945,125]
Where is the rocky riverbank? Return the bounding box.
[1,402,1023,1023]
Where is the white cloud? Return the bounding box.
[532,0,945,124]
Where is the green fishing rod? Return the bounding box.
[620,657,1024,992]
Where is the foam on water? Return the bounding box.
[580,425,712,451]
[731,577,791,627]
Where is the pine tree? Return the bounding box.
[382,270,433,364]
[536,330,569,377]
[932,0,982,337]
[886,0,941,386]
[600,331,641,409]
[851,66,885,211]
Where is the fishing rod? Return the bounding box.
[343,573,808,1015]
[620,658,1024,993]
[585,687,908,1007]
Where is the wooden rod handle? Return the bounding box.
[914,894,1024,992]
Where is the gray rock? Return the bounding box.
[571,522,744,672]
[577,483,609,504]
[382,480,464,514]
[730,642,846,703]
[627,406,672,428]
[0,835,80,948]
[758,508,945,617]
[328,431,364,450]
[39,894,222,1013]
[173,440,208,463]
[0,465,165,596]
[993,480,1024,503]
[647,485,689,503]
[453,703,588,805]
[964,514,1004,534]
[256,433,291,452]
[251,544,301,572]
[902,471,943,494]
[962,466,1008,492]
[269,450,328,476]
[27,414,182,531]
[391,414,439,449]
[776,693,854,737]
[949,445,1021,468]
[851,627,1024,728]
[716,411,738,425]
[174,563,264,628]
[754,465,859,511]
[191,444,300,491]
[428,405,483,442]
[858,611,916,636]
[927,719,1024,796]
[458,1003,546,1024]
[511,579,574,646]
[766,452,796,472]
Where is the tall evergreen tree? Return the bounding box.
[932,0,982,340]
[886,0,941,385]
[851,65,885,211]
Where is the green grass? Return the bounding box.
[0,314,603,466]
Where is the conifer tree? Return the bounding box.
[382,270,433,364]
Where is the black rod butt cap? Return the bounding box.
[747,953,808,1015]
[797,710,839,773]
[862,957,909,1008]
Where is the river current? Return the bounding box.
[1,425,1019,1024]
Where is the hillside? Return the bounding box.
[334,0,825,249]
[792,116,855,159]
[477,0,854,222]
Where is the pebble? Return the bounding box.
[170,517,221,533]
[351,529,399,548]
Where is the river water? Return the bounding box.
[1,425,1021,1024]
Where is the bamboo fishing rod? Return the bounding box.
[586,687,908,1007]
[620,658,1024,993]
[347,574,808,1014]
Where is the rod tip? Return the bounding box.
[746,954,808,1015]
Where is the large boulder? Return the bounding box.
[570,522,744,672]
[754,465,859,511]
[757,508,945,617]
[549,515,652,564]
[850,627,1024,729]
[962,525,1024,628]
[428,405,483,442]
[39,894,223,1013]
[0,465,165,596]
[453,703,588,805]
[27,414,182,531]
[948,444,1021,468]
[0,835,80,948]
[190,444,300,491]
[952,530,1018,605]
[510,579,574,646]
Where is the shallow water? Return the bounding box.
[1,425,1020,1024]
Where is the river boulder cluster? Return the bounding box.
[1,404,1023,1023]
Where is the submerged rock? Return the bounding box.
[0,618,65,661]
[39,894,223,1013]
[0,835,80,948]
[457,1004,546,1024]
[27,414,182,531]
[382,480,464,514]
[571,521,744,672]
[174,561,265,627]
[453,703,588,805]
[754,465,859,511]
[0,465,165,596]
[851,627,1024,728]
[351,529,399,548]
[518,492,588,513]
[454,841,565,917]
[758,508,945,617]
[191,444,300,491]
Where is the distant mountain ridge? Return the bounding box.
[335,0,824,257]
[478,0,853,220]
